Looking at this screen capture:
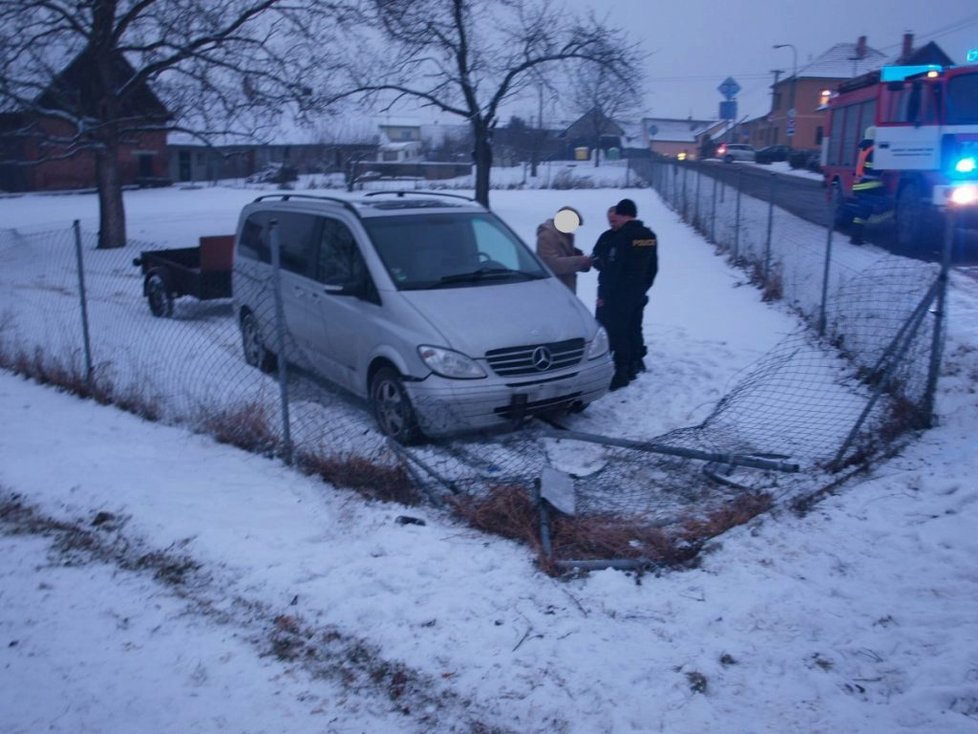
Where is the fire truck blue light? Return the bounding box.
[954,157,977,174]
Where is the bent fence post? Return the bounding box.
[831,279,940,469]
[72,220,94,387]
[923,207,956,425]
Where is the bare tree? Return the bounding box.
[0,1,348,248]
[568,59,642,167]
[331,0,642,206]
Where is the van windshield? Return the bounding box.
[363,212,548,290]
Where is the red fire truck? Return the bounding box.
[821,63,978,247]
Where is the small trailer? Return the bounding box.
[132,235,235,317]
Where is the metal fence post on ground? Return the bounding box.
[694,168,702,229]
[72,220,94,387]
[922,207,957,426]
[764,173,775,282]
[269,220,293,465]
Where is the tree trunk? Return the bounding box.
[95,141,127,249]
[472,124,492,207]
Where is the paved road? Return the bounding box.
[685,160,978,266]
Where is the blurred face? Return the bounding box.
[606,208,622,230]
[554,207,582,234]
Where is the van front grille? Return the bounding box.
[485,338,585,376]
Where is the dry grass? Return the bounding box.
[1,342,163,421]
[296,449,422,505]
[200,400,279,455]
[450,484,774,577]
[747,259,784,302]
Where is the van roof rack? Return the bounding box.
[251,192,360,216]
[362,190,476,203]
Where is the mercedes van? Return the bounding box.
[232,192,613,443]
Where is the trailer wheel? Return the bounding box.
[369,366,422,444]
[895,182,927,249]
[240,310,276,373]
[146,273,173,318]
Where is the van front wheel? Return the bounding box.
[370,367,422,444]
[240,311,276,373]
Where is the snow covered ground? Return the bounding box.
[1,165,977,733]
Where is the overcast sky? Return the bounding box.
[532,0,978,123]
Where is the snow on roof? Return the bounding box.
[614,119,651,148]
[799,42,888,80]
[641,117,722,143]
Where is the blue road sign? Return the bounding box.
[717,77,741,100]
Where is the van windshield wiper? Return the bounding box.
[431,267,544,287]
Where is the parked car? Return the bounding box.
[755,145,791,165]
[245,163,298,184]
[232,192,614,443]
[716,143,756,163]
[788,149,822,174]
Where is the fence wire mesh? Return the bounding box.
[0,195,944,568]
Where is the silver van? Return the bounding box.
[232,192,613,443]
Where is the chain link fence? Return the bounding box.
[0,180,951,570]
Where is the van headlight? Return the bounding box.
[586,326,610,359]
[418,345,487,379]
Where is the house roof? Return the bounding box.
[797,42,888,80]
[2,48,169,121]
[642,117,723,144]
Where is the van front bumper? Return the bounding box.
[405,353,614,437]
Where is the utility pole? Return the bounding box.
[774,43,798,149]
[770,69,784,145]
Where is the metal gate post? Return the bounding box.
[734,169,743,259]
[682,164,689,220]
[694,168,702,229]
[819,194,835,336]
[72,220,94,387]
[764,173,775,281]
[269,220,293,464]
[711,177,718,243]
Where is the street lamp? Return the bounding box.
[774,43,798,149]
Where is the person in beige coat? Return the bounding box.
[535,206,591,293]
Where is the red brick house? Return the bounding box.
[0,50,170,192]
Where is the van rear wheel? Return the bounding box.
[370,367,422,444]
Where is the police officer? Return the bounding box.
[596,198,658,390]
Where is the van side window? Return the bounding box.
[275,213,318,276]
[315,218,369,288]
[239,212,270,262]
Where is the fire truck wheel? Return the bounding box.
[832,180,852,229]
[895,183,925,249]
